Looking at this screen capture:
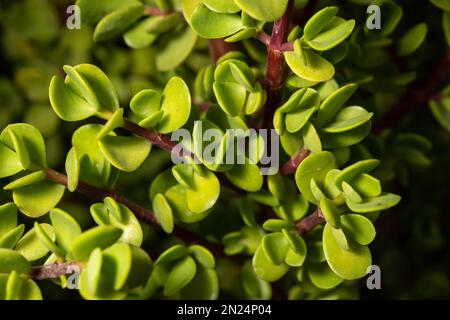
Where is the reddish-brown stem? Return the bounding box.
[43,168,226,257]
[373,48,450,133]
[30,261,83,280]
[281,148,310,175]
[208,39,238,63]
[145,6,172,16]
[295,208,325,235]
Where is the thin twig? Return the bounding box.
[30,261,82,280]
[295,208,325,235]
[281,148,310,175]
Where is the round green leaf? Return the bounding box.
[34,222,65,257]
[127,246,153,289]
[13,181,65,218]
[285,107,316,133]
[0,144,22,178]
[99,135,151,172]
[164,256,197,296]
[226,162,263,192]
[93,4,145,42]
[158,77,191,134]
[295,151,338,204]
[71,226,123,262]
[320,198,341,228]
[65,147,80,192]
[304,6,339,40]
[165,185,210,223]
[102,243,132,291]
[3,171,46,191]
[351,174,382,198]
[15,223,55,261]
[149,169,178,201]
[347,193,401,213]
[0,225,25,249]
[179,265,219,300]
[189,245,215,269]
[397,23,428,56]
[0,249,30,275]
[50,209,82,253]
[153,193,174,234]
[342,181,363,203]
[156,27,198,72]
[335,159,380,189]
[1,124,47,167]
[323,223,372,280]
[213,82,247,116]
[307,18,355,51]
[123,17,158,49]
[17,279,42,300]
[156,245,189,266]
[202,0,240,13]
[308,262,344,289]
[234,0,288,22]
[262,232,290,265]
[191,5,243,38]
[252,245,289,282]
[285,43,335,82]
[341,214,376,245]
[186,168,220,213]
[320,106,373,133]
[0,203,17,235]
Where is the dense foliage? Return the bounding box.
[0,0,449,300]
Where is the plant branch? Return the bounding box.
[373,48,450,133]
[43,168,226,257]
[295,207,325,235]
[145,6,172,16]
[30,261,82,280]
[281,148,310,175]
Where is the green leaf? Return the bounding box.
[189,245,215,269]
[213,82,247,116]
[156,27,198,72]
[262,232,290,265]
[397,23,428,56]
[234,0,288,22]
[65,147,80,192]
[13,181,65,218]
[285,107,316,133]
[0,203,17,235]
[50,209,82,253]
[152,194,174,234]
[351,174,382,198]
[330,226,349,250]
[149,169,178,201]
[71,64,119,113]
[262,219,292,232]
[308,262,344,289]
[285,43,335,82]
[63,65,99,109]
[443,11,450,46]
[225,162,263,192]
[127,246,153,288]
[123,17,158,49]
[341,214,376,245]
[302,122,322,152]
[3,171,46,191]
[158,77,192,134]
[155,245,189,266]
[430,0,450,11]
[34,222,65,257]
[97,109,124,139]
[49,76,97,121]
[202,0,241,13]
[252,245,289,282]
[347,193,401,213]
[179,265,219,299]
[430,97,450,132]
[0,249,30,274]
[130,89,161,119]
[1,124,47,168]
[99,135,151,172]
[0,225,25,249]
[316,83,358,128]
[321,107,373,133]
[321,122,371,148]
[6,271,23,300]
[93,4,145,42]
[102,243,132,291]
[164,256,197,296]
[304,6,339,40]
[320,198,341,228]
[295,151,337,204]
[323,223,372,280]
[15,223,55,261]
[75,0,141,24]
[241,261,271,299]
[17,279,42,300]
[191,5,243,38]
[343,181,363,203]
[335,159,380,189]
[165,185,210,223]
[0,144,22,178]
[186,168,220,213]
[307,18,355,51]
[71,226,123,262]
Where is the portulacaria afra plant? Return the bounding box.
[2,0,449,300]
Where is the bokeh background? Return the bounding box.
[0,0,448,299]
